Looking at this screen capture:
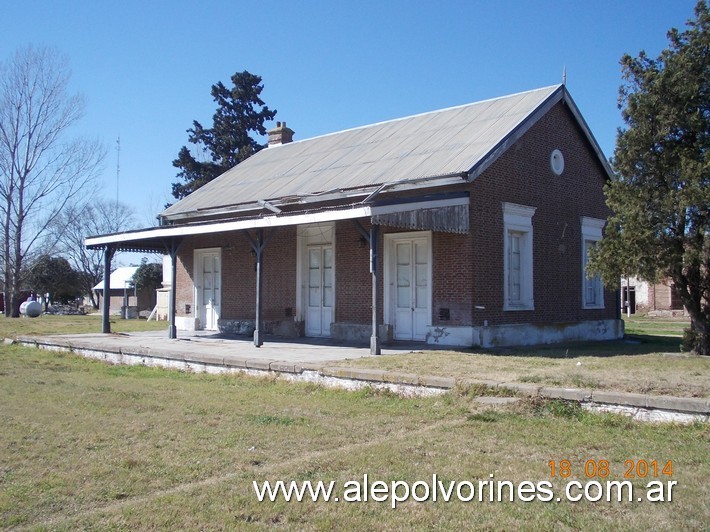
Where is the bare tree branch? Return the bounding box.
[49,201,137,308]
[0,45,105,316]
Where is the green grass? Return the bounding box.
[623,314,689,337]
[0,345,707,530]
[0,314,168,339]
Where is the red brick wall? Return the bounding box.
[335,221,373,324]
[466,101,615,326]
[431,232,474,327]
[175,228,296,321]
[647,281,683,311]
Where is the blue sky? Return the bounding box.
[2,0,699,236]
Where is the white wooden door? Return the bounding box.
[196,250,220,331]
[306,245,333,337]
[393,237,430,341]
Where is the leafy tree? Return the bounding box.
[588,1,710,355]
[0,46,104,317]
[171,71,277,200]
[131,258,162,293]
[24,255,82,304]
[50,201,137,308]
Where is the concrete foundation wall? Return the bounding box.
[218,318,303,338]
[331,322,392,344]
[331,319,624,348]
[477,319,624,348]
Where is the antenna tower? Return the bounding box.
[116,137,121,206]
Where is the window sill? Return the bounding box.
[583,304,605,310]
[504,304,535,312]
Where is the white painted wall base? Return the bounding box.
[425,320,624,348]
[479,319,624,347]
[175,316,197,331]
[425,325,475,346]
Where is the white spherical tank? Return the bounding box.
[20,300,42,318]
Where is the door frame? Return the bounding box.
[296,223,335,337]
[193,247,221,331]
[383,231,432,341]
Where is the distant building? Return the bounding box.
[622,277,686,316]
[93,266,155,317]
[155,255,172,321]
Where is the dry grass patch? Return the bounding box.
[334,350,709,398]
[331,316,708,398]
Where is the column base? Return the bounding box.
[370,336,381,356]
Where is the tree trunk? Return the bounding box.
[89,291,98,309]
[691,316,710,357]
[3,202,11,318]
[671,265,710,356]
[9,291,19,318]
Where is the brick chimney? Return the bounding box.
[267,121,294,146]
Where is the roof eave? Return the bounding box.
[86,187,471,251]
[159,172,468,224]
[465,85,613,182]
[559,85,615,179]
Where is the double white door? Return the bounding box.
[392,236,430,341]
[306,245,333,337]
[196,250,220,331]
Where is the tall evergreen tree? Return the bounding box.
[588,1,709,355]
[171,71,276,200]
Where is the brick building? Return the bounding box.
[87,85,622,352]
[622,277,685,316]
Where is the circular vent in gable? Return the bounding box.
[550,149,565,175]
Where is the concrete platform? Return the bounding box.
[14,330,710,422]
[18,329,420,365]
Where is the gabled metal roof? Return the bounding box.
[92,266,138,291]
[161,84,611,222]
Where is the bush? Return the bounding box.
[681,327,698,353]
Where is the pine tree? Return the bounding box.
[171,71,276,200]
[589,1,709,354]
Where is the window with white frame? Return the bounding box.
[581,217,606,309]
[503,203,536,310]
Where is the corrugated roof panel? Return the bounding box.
[439,118,519,169]
[390,152,442,181]
[162,85,562,218]
[310,165,355,193]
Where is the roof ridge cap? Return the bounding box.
[284,84,563,145]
